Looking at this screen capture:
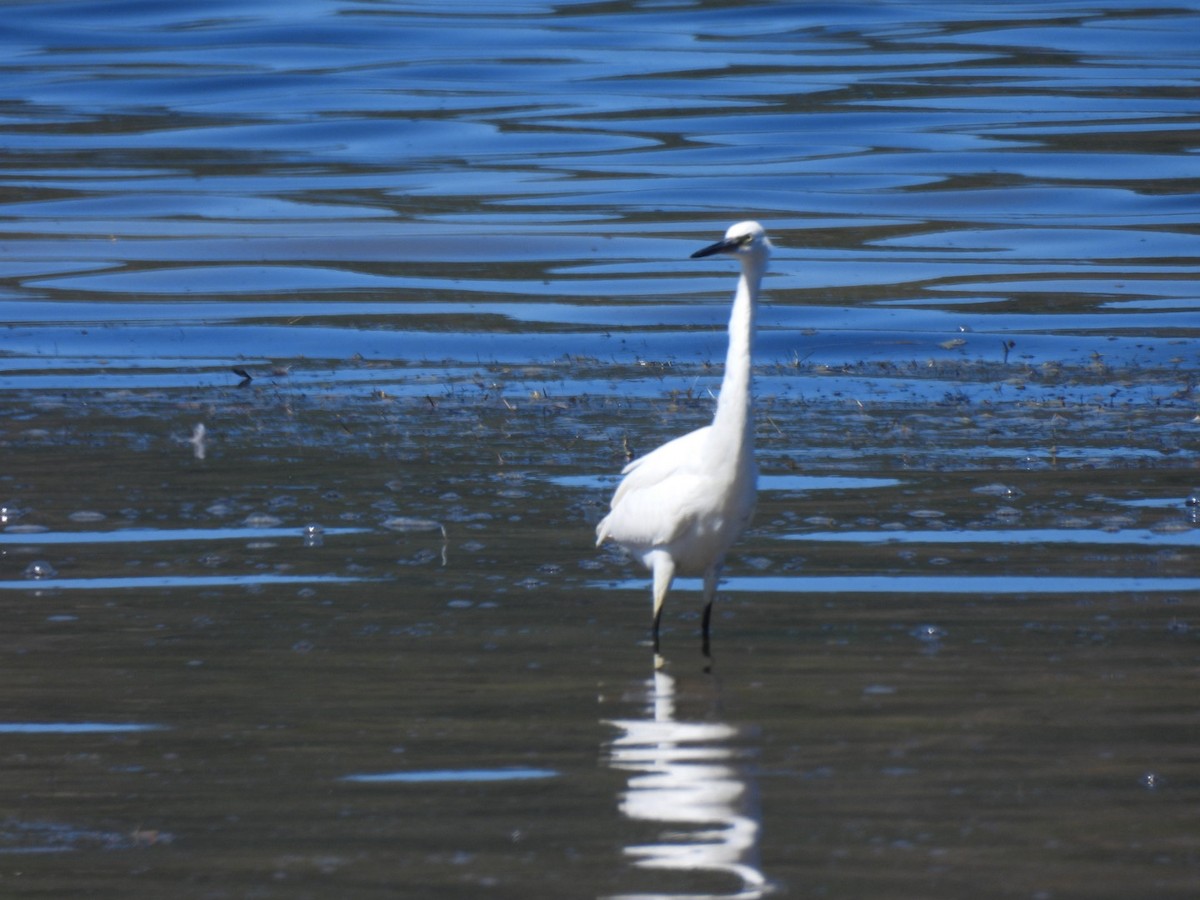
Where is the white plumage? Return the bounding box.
[596,221,772,650]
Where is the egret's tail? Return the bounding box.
[595,515,611,547]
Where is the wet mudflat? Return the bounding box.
[1,1,1199,897]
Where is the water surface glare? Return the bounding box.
[0,526,368,545]
[0,574,369,591]
[792,528,1200,547]
[0,724,166,735]
[342,769,559,784]
[610,576,1200,595]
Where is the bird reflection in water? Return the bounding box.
[603,659,769,899]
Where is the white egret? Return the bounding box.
[596,221,771,650]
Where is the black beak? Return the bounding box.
[691,237,740,259]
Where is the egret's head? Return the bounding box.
[691,220,772,261]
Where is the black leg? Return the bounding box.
[700,567,719,655]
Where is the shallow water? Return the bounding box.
[1,0,1199,897]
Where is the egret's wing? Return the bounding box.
[597,469,706,548]
[596,426,709,547]
[610,425,709,509]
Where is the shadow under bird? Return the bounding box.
[596,220,771,651]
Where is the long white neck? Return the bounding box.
[709,256,762,462]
